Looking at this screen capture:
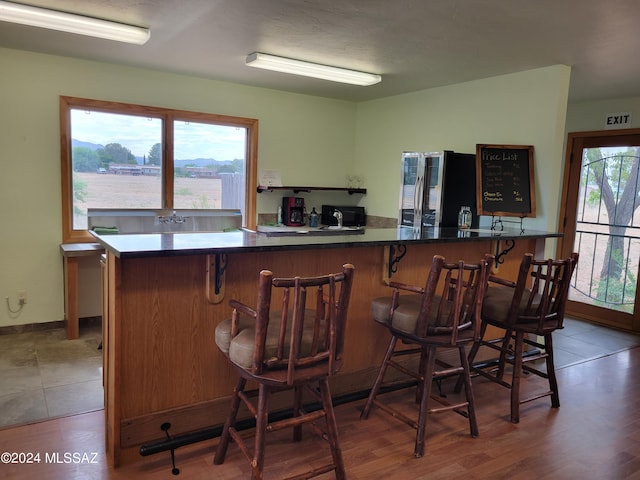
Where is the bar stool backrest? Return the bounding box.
[500,252,579,333]
[229,263,355,385]
[387,254,493,346]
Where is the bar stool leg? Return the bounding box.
[458,345,479,437]
[545,334,560,408]
[293,385,303,442]
[214,376,246,464]
[252,384,270,480]
[454,321,487,394]
[415,346,437,458]
[361,335,399,420]
[497,328,513,381]
[319,377,346,480]
[416,347,428,403]
[510,330,525,424]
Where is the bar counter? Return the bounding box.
[94,227,559,467]
[94,226,560,258]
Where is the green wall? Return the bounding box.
[0,47,356,326]
[566,96,640,132]
[355,65,571,233]
[0,46,572,327]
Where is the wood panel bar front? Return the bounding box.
[96,228,554,467]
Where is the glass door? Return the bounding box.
[559,130,640,332]
[399,152,422,229]
[423,153,443,227]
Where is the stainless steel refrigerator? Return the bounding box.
[398,150,478,231]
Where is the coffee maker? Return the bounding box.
[282,197,305,226]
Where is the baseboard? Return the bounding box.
[0,316,102,336]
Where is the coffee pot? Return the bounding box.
[282,197,305,226]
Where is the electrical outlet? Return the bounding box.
[17,290,27,305]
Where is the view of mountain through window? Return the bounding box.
[69,109,247,230]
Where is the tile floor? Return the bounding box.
[0,323,103,429]
[550,317,640,368]
[0,317,638,430]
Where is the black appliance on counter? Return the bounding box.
[321,205,366,227]
[399,150,478,230]
[282,197,305,226]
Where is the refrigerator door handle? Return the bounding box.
[415,174,424,230]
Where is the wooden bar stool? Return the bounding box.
[213,264,355,480]
[461,252,578,423]
[360,254,492,458]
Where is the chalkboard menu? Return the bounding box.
[476,144,536,217]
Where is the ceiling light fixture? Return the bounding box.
[0,0,150,45]
[246,52,381,86]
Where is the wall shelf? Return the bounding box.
[257,186,366,195]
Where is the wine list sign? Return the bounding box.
[475,144,536,217]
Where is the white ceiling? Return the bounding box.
[2,0,640,103]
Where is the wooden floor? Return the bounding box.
[1,346,640,479]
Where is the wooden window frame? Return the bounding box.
[60,96,258,243]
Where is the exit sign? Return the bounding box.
[604,112,632,129]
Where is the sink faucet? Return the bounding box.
[158,211,187,224]
[333,209,343,228]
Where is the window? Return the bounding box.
[60,96,258,242]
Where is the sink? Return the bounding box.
[319,226,362,231]
[88,208,242,233]
[312,226,364,235]
[256,225,364,236]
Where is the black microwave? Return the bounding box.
[320,205,366,227]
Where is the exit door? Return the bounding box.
[558,129,640,332]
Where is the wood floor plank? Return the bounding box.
[1,347,639,479]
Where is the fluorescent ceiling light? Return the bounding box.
[0,1,150,45]
[246,52,381,86]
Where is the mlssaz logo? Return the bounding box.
[45,452,99,464]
